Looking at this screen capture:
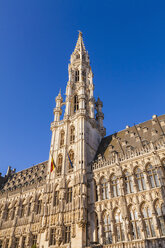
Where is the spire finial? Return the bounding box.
[78,30,83,38]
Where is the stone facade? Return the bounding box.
[0,32,165,248]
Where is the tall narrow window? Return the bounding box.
[82,70,86,82]
[114,209,125,242]
[124,171,134,194]
[22,236,26,248]
[75,70,79,82]
[5,239,9,248]
[28,202,31,216]
[15,237,19,248]
[135,167,146,191]
[94,180,98,202]
[95,212,99,243]
[70,126,75,144]
[36,200,42,215]
[32,234,37,245]
[146,164,160,188]
[57,154,63,176]
[65,226,71,243]
[68,150,74,171]
[5,207,10,221]
[129,206,141,240]
[74,95,79,113]
[20,203,26,218]
[103,212,112,244]
[54,187,59,206]
[66,186,72,203]
[111,175,120,197]
[60,130,65,148]
[141,204,156,238]
[101,178,109,200]
[155,201,165,236]
[50,228,56,245]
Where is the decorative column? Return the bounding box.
[54,90,63,122]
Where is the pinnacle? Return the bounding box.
[74,30,86,53]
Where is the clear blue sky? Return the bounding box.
[0,0,165,175]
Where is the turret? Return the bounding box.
[54,89,63,122]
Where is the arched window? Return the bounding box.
[57,154,63,176]
[60,130,65,148]
[114,209,125,242]
[75,70,79,82]
[129,206,141,240]
[135,167,146,191]
[74,95,79,113]
[94,179,98,202]
[141,204,156,237]
[103,212,112,244]
[111,175,120,197]
[54,186,59,206]
[155,201,165,236]
[68,150,74,171]
[70,126,75,144]
[66,184,72,203]
[95,212,99,243]
[124,171,134,194]
[36,199,42,215]
[146,164,160,188]
[100,178,109,200]
[20,202,26,218]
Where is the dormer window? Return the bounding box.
[74,95,79,113]
[75,70,79,82]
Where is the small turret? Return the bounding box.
[96,97,106,135]
[54,89,63,122]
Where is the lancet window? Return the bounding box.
[129,206,141,240]
[60,130,65,148]
[32,234,37,246]
[135,167,146,191]
[74,95,79,113]
[65,226,71,243]
[103,212,112,244]
[146,164,160,188]
[124,171,134,194]
[75,70,79,82]
[155,201,165,236]
[57,154,63,176]
[101,178,109,200]
[70,126,75,144]
[15,237,19,248]
[111,175,120,197]
[50,228,56,245]
[20,202,26,218]
[114,209,125,242]
[36,199,42,215]
[141,203,156,238]
[68,150,74,171]
[54,186,59,206]
[66,184,72,203]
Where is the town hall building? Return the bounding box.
[0,32,165,248]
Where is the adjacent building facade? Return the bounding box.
[0,32,165,248]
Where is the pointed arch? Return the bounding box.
[60,130,65,148]
[146,163,160,188]
[141,203,156,238]
[103,211,112,244]
[154,200,165,236]
[57,154,63,176]
[100,177,109,200]
[110,174,120,197]
[134,167,146,191]
[70,125,75,144]
[129,205,141,240]
[114,208,125,242]
[124,170,134,194]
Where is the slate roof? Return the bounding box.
[0,161,48,194]
[95,114,165,161]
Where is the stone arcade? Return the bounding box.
[1,32,165,248]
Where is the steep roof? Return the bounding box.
[0,161,48,194]
[95,114,165,161]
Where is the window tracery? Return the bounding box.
[60,130,65,148]
[146,164,160,188]
[57,154,63,176]
[70,126,75,144]
[75,70,79,82]
[100,178,109,200]
[103,212,112,244]
[66,184,72,203]
[74,95,79,113]
[155,201,165,236]
[129,206,141,240]
[124,171,134,194]
[135,167,146,191]
[111,175,120,197]
[141,203,156,238]
[114,209,125,242]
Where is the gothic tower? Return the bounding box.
[47,32,106,247]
